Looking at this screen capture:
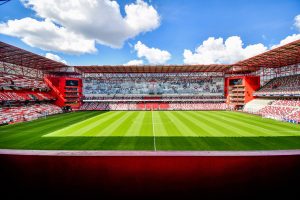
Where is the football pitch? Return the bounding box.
[0,111,300,151]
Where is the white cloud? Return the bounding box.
[124,59,144,66]
[0,0,160,54]
[134,41,171,64]
[271,34,300,49]
[183,36,267,64]
[0,18,96,54]
[45,53,67,64]
[294,14,300,32]
[125,0,160,33]
[271,14,300,49]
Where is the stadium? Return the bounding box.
[1,39,300,198]
[1,40,300,150]
[0,0,300,198]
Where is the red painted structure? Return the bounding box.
[0,153,299,198]
[45,76,82,109]
[225,76,260,106]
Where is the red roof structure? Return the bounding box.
[1,39,300,74]
[0,41,67,71]
[235,39,300,68]
[75,39,300,74]
[74,64,231,73]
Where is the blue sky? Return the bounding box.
[0,0,299,66]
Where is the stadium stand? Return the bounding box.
[254,75,300,96]
[82,95,225,102]
[169,102,228,110]
[0,91,55,102]
[80,74,226,111]
[0,73,61,125]
[80,102,227,111]
[109,103,137,110]
[244,98,300,123]
[83,75,224,96]
[80,102,109,110]
[81,74,226,111]
[0,103,62,125]
[243,99,274,114]
[0,74,49,90]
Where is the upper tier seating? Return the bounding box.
[82,95,225,102]
[254,75,300,96]
[0,74,49,90]
[0,74,55,102]
[83,74,224,96]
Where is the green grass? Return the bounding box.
[0,111,300,150]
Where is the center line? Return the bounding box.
[152,111,157,151]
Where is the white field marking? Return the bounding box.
[152,111,157,151]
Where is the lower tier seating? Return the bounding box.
[80,102,227,111]
[169,103,227,110]
[243,99,274,114]
[244,98,300,123]
[0,103,62,125]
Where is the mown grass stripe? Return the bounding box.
[176,111,215,136]
[1,111,300,151]
[0,112,100,142]
[188,111,234,137]
[92,112,134,136]
[230,112,300,130]
[160,112,187,136]
[123,111,146,136]
[207,111,272,136]
[140,111,153,137]
[111,111,140,136]
[45,111,119,137]
[1,112,102,147]
[78,111,127,136]
[165,111,199,137]
[194,111,256,137]
[154,111,170,137]
[217,112,298,136]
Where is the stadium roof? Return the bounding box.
[0,39,299,73]
[75,39,300,74]
[235,39,300,68]
[74,64,231,73]
[0,41,68,71]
